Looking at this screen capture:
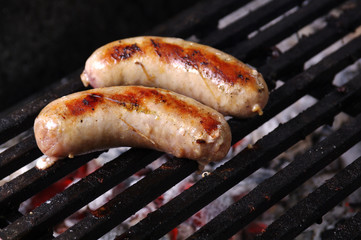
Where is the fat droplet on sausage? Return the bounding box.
[252,104,263,116]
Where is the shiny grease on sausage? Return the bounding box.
[34,86,231,169]
[81,36,269,118]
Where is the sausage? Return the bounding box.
[80,36,269,118]
[34,86,231,169]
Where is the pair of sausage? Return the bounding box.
[34,36,269,169]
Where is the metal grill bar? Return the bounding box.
[55,158,197,240]
[229,0,344,61]
[0,148,162,240]
[188,75,361,239]
[257,137,361,240]
[259,2,361,82]
[148,0,252,37]
[0,134,41,180]
[201,0,305,48]
[0,70,84,144]
[326,211,361,239]
[0,151,101,212]
[230,34,361,142]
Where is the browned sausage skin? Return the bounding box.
[81,36,269,118]
[34,86,231,169]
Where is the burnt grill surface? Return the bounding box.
[1,0,361,239]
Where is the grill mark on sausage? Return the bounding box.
[65,87,221,135]
[107,43,142,61]
[65,94,104,116]
[150,39,162,57]
[104,91,151,114]
[133,88,221,135]
[149,39,255,87]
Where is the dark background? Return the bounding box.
[0,0,196,112]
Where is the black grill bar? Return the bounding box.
[0,70,85,144]
[257,140,361,240]
[326,211,361,239]
[0,133,41,180]
[230,34,361,142]
[229,0,344,62]
[55,158,197,240]
[148,0,252,38]
[346,98,361,117]
[188,75,361,239]
[259,1,361,83]
[0,151,101,212]
[201,0,305,48]
[0,148,162,240]
[116,65,361,239]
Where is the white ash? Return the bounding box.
[334,57,361,87]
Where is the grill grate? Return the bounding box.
[1,0,361,239]
[116,53,361,240]
[189,76,361,239]
[258,153,361,240]
[228,0,343,63]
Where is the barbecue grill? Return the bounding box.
[1,0,361,239]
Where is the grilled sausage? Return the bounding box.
[34,86,231,169]
[80,36,269,118]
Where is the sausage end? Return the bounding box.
[34,115,66,164]
[80,70,90,87]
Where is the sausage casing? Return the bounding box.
[81,36,269,118]
[34,86,231,169]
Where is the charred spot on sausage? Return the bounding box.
[191,50,200,56]
[65,93,103,116]
[110,43,142,60]
[150,39,162,57]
